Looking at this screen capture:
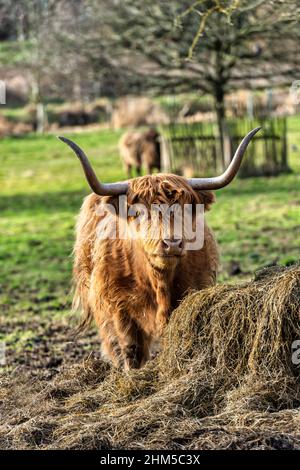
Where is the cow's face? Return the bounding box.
[102,175,215,269]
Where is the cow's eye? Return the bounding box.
[135,209,146,217]
[167,189,177,199]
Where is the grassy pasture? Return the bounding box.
[0,119,300,364]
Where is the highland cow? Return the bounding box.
[59,127,260,370]
[119,128,161,177]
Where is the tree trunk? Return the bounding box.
[73,75,83,102]
[31,75,47,133]
[281,117,290,172]
[36,102,47,134]
[214,86,226,171]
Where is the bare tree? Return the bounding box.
[92,0,300,164]
[1,0,300,144]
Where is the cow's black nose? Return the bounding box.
[162,239,183,255]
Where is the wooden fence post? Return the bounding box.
[160,135,171,172]
[281,118,289,172]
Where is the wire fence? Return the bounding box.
[160,117,289,178]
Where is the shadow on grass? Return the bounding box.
[1,172,300,216]
[0,190,89,215]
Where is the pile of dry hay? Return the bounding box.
[0,264,300,450]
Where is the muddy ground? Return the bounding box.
[1,317,101,381]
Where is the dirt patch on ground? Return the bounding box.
[1,319,101,380]
[0,264,300,450]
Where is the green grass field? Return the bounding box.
[1,119,300,358]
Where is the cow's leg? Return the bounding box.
[144,162,151,175]
[87,274,137,369]
[114,310,149,370]
[98,318,124,368]
[125,164,132,179]
[136,165,141,177]
[155,282,171,337]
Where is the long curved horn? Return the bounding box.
[58,136,128,196]
[188,127,261,190]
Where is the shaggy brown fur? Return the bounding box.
[119,128,161,177]
[73,174,218,370]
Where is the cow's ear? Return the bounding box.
[196,190,216,211]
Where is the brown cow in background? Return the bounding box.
[119,128,161,177]
[59,127,260,370]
